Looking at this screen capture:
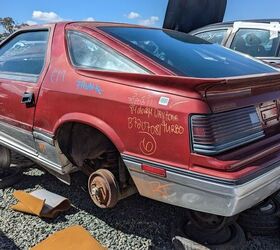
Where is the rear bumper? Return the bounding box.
[122,154,280,216]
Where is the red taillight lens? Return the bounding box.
[191,106,265,155]
[192,127,207,137]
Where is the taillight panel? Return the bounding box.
[191,106,265,155]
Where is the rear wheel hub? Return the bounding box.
[88,169,119,208]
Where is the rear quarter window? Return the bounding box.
[67,30,148,74]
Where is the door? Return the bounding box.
[0,29,50,155]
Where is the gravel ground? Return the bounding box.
[0,153,280,250]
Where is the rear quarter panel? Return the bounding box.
[34,23,210,170]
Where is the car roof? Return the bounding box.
[27,21,147,30]
[191,19,280,32]
[74,21,148,29]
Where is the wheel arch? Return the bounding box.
[53,113,125,152]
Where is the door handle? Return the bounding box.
[21,92,35,107]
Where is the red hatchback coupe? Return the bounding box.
[0,22,280,224]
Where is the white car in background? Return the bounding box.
[189,20,280,67]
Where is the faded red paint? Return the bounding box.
[2,22,280,183]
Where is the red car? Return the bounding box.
[0,22,280,223]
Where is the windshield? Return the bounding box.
[100,27,277,78]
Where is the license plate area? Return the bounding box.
[257,100,280,128]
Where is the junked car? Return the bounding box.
[190,20,280,67]
[1,22,280,240]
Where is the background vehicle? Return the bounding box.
[190,20,280,67]
[163,1,280,67]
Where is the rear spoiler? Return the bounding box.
[197,73,280,112]
[77,69,280,105]
[76,68,224,99]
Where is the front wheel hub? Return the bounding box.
[88,169,119,208]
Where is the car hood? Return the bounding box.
[163,0,227,33]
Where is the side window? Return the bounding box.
[0,31,48,76]
[195,29,227,45]
[67,31,148,73]
[230,29,280,57]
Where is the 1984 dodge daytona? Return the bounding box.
[1,22,280,220]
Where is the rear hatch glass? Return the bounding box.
[100,27,277,78]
